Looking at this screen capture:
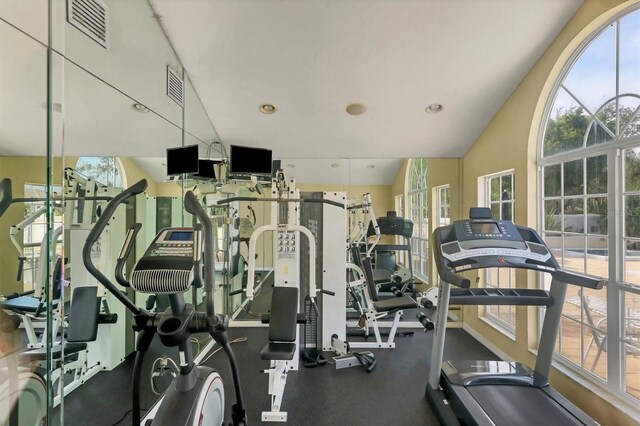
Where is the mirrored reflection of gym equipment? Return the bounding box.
[345,196,432,350]
[220,170,344,422]
[0,172,126,406]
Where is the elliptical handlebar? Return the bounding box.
[82,179,148,315]
[184,191,216,318]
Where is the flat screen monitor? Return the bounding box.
[229,145,272,176]
[167,145,199,176]
[192,159,221,180]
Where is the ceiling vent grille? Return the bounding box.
[167,66,184,107]
[67,0,108,48]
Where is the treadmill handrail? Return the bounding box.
[432,227,471,288]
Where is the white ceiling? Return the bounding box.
[150,0,583,159]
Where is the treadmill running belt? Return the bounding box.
[467,385,583,426]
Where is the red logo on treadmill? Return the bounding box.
[498,257,506,263]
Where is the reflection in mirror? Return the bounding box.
[0,17,51,426]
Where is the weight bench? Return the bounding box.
[260,286,306,422]
[1,258,63,348]
[348,257,418,349]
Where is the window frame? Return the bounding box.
[537,4,640,407]
[408,158,429,282]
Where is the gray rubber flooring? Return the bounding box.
[53,326,497,425]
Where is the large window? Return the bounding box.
[539,6,640,403]
[435,185,450,227]
[484,172,516,331]
[75,157,123,188]
[408,158,428,281]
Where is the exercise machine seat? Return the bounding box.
[1,296,58,313]
[20,342,88,362]
[261,342,297,361]
[373,296,418,312]
[260,287,299,361]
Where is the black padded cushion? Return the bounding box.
[0,178,12,218]
[268,287,299,343]
[260,342,296,361]
[373,295,418,312]
[20,342,87,361]
[350,246,363,268]
[66,286,100,343]
[362,258,379,302]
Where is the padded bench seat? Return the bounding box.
[261,342,296,361]
[20,342,87,362]
[1,296,58,313]
[373,296,418,312]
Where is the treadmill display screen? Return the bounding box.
[167,231,193,241]
[470,222,501,235]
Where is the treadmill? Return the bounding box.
[427,207,605,426]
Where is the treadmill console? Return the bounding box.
[437,214,555,274]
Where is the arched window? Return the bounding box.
[539,6,640,403]
[75,157,123,188]
[408,158,428,281]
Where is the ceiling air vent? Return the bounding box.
[67,0,108,48]
[166,66,184,107]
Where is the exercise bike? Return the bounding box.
[83,179,247,425]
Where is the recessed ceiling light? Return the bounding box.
[132,103,149,113]
[367,165,375,169]
[259,104,277,114]
[425,103,443,114]
[331,163,340,168]
[346,103,367,116]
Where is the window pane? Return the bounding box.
[543,89,589,156]
[544,164,562,197]
[544,200,562,232]
[565,198,585,233]
[625,195,640,238]
[625,239,640,286]
[586,155,607,194]
[625,147,640,192]
[563,24,616,115]
[491,177,500,202]
[619,11,640,98]
[586,197,608,235]
[545,233,563,265]
[618,97,640,139]
[560,317,583,366]
[583,327,607,380]
[585,121,614,147]
[501,202,513,221]
[587,237,608,277]
[501,174,513,197]
[564,159,584,196]
[491,203,500,221]
[564,235,585,273]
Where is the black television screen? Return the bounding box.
[193,159,221,179]
[167,145,199,176]
[229,145,272,175]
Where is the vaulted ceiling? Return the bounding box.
[150,0,583,159]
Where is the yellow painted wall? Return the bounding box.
[460,0,639,424]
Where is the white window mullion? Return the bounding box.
[609,147,623,390]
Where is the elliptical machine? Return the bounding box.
[83,179,247,425]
